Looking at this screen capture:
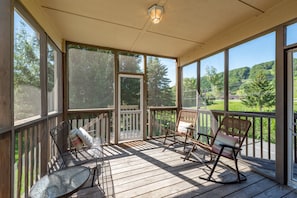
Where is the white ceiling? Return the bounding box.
[40,0,282,57]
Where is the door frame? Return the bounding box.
[287,48,297,188]
[118,74,144,142]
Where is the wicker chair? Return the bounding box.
[163,109,198,151]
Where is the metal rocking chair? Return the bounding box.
[184,116,251,184]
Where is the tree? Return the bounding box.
[206,66,223,96]
[14,22,40,88]
[229,67,250,94]
[200,66,224,105]
[249,61,274,80]
[14,20,41,120]
[47,44,55,93]
[241,72,275,111]
[182,77,196,107]
[147,57,174,106]
[119,53,142,106]
[68,45,114,108]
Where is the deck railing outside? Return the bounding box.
[14,116,61,198]
[68,110,112,145]
[149,108,276,160]
[14,107,278,197]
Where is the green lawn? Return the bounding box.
[206,99,276,112]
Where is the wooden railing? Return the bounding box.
[14,115,62,198]
[213,111,276,160]
[148,108,276,160]
[13,107,277,197]
[119,108,142,141]
[67,109,113,145]
[147,107,178,138]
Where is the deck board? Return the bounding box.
[70,139,297,198]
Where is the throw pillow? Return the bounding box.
[212,132,238,158]
[76,127,94,147]
[177,121,193,134]
[69,128,83,149]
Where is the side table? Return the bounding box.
[30,166,90,198]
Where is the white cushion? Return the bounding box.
[177,121,193,134]
[212,132,238,158]
[69,128,83,149]
[76,127,94,147]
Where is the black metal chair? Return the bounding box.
[49,120,104,187]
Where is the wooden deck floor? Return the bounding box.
[71,139,297,198]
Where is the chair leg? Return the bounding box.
[173,133,176,143]
[183,135,188,151]
[234,158,246,182]
[91,167,96,187]
[235,158,240,182]
[183,144,196,161]
[163,129,169,144]
[200,148,223,183]
[200,151,247,184]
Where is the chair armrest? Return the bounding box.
[186,126,195,131]
[196,132,213,144]
[219,143,242,151]
[197,132,213,139]
[185,126,195,135]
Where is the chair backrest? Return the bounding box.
[50,121,70,156]
[176,110,198,133]
[211,116,251,158]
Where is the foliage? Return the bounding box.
[14,26,40,88]
[249,61,275,80]
[200,75,211,93]
[228,67,250,94]
[120,77,141,105]
[14,21,41,120]
[47,44,55,92]
[147,57,174,106]
[197,60,276,112]
[119,52,143,73]
[206,66,223,96]
[182,77,196,107]
[119,53,143,105]
[241,72,275,111]
[68,44,114,108]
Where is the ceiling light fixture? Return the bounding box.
[148,4,164,24]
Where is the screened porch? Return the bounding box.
[2,0,297,197]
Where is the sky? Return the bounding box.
[287,23,297,46]
[165,23,297,82]
[184,31,277,78]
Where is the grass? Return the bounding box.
[206,99,276,112]
[200,99,278,143]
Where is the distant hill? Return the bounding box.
[201,60,276,95]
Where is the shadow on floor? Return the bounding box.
[71,161,115,198]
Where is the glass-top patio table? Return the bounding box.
[29,166,90,198]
